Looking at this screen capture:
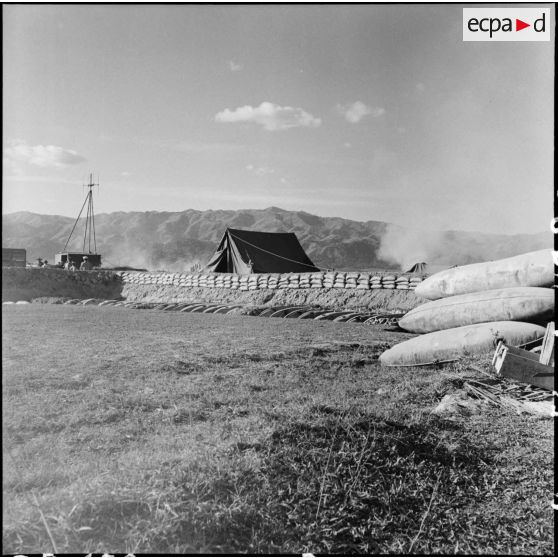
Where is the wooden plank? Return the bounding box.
[492,342,539,370]
[508,344,541,362]
[539,321,555,366]
[493,344,554,391]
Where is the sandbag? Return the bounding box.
[415,249,553,300]
[399,287,554,333]
[379,321,545,366]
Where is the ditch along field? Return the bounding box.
[2,304,553,555]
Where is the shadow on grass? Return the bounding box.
[145,413,504,554]
[3,411,552,555]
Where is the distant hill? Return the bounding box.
[2,207,550,272]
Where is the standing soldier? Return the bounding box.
[80,256,92,271]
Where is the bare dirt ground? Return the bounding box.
[2,304,553,555]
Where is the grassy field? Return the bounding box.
[2,304,553,554]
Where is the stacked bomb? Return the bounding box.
[380,250,554,367]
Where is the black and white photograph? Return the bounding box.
[2,2,555,555]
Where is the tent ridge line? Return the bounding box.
[227,231,324,271]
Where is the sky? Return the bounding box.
[2,4,554,234]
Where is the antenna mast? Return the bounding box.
[63,173,99,253]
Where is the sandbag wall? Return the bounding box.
[118,271,425,291]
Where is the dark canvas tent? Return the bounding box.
[406,262,454,275]
[406,262,428,274]
[206,227,319,274]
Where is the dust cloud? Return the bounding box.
[101,241,205,272]
[377,225,449,271]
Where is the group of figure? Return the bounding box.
[36,258,50,268]
[64,256,92,271]
[36,256,93,270]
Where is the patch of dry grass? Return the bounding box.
[2,305,553,554]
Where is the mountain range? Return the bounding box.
[2,207,550,272]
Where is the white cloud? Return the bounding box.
[4,139,85,168]
[228,60,243,72]
[337,101,385,123]
[246,164,275,177]
[215,101,321,131]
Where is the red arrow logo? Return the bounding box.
[516,19,530,31]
